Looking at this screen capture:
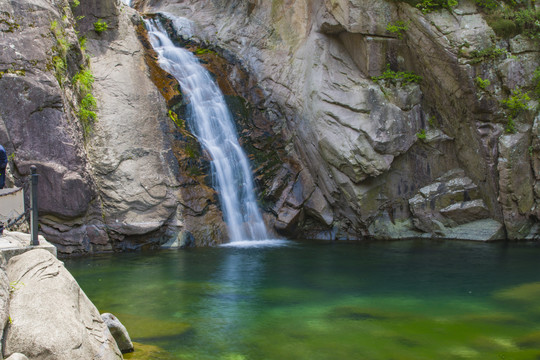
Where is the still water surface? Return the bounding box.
[65,240,540,359]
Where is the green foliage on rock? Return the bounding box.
[485,7,540,39]
[93,19,108,34]
[475,76,491,90]
[372,64,422,85]
[72,69,94,94]
[469,46,507,64]
[501,87,530,133]
[502,88,531,117]
[416,129,427,140]
[73,67,98,139]
[386,21,409,39]
[533,67,540,97]
[415,0,457,13]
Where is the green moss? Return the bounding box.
[416,129,427,140]
[488,18,519,38]
[194,48,217,56]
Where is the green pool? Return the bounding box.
[64,240,540,360]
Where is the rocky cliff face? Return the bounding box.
[137,0,540,241]
[1,0,538,251]
[0,0,186,254]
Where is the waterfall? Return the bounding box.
[145,19,270,243]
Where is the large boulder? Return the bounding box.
[3,249,122,360]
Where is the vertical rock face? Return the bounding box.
[0,0,186,253]
[75,2,184,249]
[3,249,122,359]
[138,0,539,240]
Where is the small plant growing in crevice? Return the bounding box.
[501,88,530,117]
[416,0,458,14]
[72,67,97,139]
[72,69,94,94]
[475,76,491,90]
[372,64,422,85]
[50,20,70,85]
[469,46,508,64]
[386,21,409,39]
[416,129,427,140]
[93,19,108,34]
[501,87,530,134]
[533,66,540,97]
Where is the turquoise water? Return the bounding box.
[65,240,540,359]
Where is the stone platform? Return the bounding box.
[0,231,57,262]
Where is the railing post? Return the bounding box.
[30,165,39,246]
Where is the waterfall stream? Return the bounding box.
[146,19,270,243]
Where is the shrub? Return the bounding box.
[487,8,540,39]
[372,64,422,85]
[475,0,499,9]
[79,93,97,137]
[93,20,108,34]
[488,18,519,38]
[72,69,94,94]
[475,76,491,89]
[469,46,507,63]
[416,0,457,13]
[501,87,530,117]
[386,21,409,39]
[533,67,540,97]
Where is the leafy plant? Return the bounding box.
[194,48,216,56]
[534,67,540,97]
[372,64,422,85]
[501,87,530,117]
[416,0,458,13]
[475,76,491,89]
[72,69,94,94]
[93,19,108,34]
[416,129,427,140]
[475,0,499,9]
[71,0,80,7]
[505,117,516,133]
[469,46,507,64]
[501,88,530,134]
[487,8,540,39]
[79,93,97,137]
[386,21,409,39]
[79,36,87,51]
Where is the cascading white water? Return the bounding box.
[146,18,269,242]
